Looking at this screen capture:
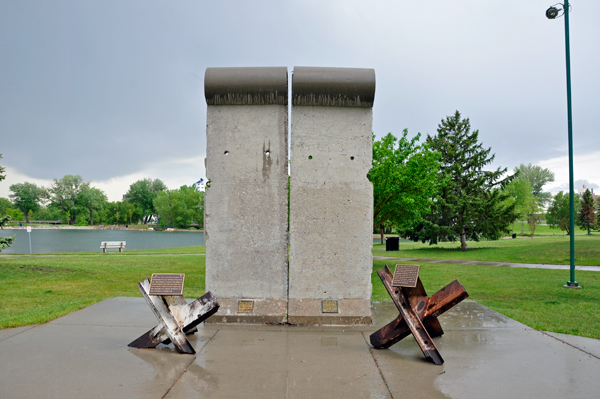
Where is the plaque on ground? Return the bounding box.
[149,273,185,296]
[322,300,338,313]
[238,300,254,313]
[392,265,420,288]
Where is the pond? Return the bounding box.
[0,229,205,254]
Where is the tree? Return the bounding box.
[547,191,579,235]
[368,130,441,244]
[9,182,46,223]
[404,111,517,251]
[47,175,89,225]
[154,185,204,229]
[576,189,597,235]
[513,163,555,206]
[0,154,15,251]
[503,178,540,235]
[126,178,167,223]
[0,198,13,215]
[77,187,107,225]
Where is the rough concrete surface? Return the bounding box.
[204,103,288,322]
[1,298,599,399]
[289,105,373,324]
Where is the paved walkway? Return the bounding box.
[373,255,600,271]
[1,298,599,398]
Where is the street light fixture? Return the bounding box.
[546,1,581,289]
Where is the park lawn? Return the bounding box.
[1,249,599,340]
[372,259,600,339]
[374,235,600,266]
[0,254,206,328]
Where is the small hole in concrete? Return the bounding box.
[308,155,312,160]
[224,151,229,155]
[265,150,270,155]
[350,156,355,160]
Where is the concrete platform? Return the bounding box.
[1,298,599,398]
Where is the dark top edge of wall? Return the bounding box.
[292,67,375,108]
[205,67,288,105]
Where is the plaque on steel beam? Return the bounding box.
[149,274,185,296]
[392,265,420,288]
[238,300,254,313]
[322,300,338,313]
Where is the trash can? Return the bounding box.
[512,233,517,239]
[386,237,400,251]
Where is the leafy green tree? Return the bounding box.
[126,178,167,224]
[78,187,108,225]
[547,191,580,235]
[576,189,597,235]
[0,155,15,251]
[0,197,13,215]
[5,208,25,221]
[47,175,89,224]
[404,111,517,251]
[154,185,204,228]
[513,163,555,206]
[503,178,540,235]
[9,182,46,223]
[369,130,441,244]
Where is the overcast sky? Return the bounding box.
[1,0,598,201]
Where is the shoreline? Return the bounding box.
[3,225,203,232]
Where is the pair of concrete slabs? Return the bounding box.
[204,67,374,324]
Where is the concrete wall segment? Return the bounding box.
[205,67,288,105]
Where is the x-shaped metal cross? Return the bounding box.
[370,265,469,365]
[128,278,220,354]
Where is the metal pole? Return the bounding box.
[563,0,579,288]
[28,230,32,255]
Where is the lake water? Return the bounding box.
[0,229,205,254]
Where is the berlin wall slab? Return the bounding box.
[288,67,375,325]
[204,67,289,323]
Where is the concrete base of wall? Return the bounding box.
[287,298,372,325]
[206,298,288,324]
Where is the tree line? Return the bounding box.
[369,111,599,250]
[0,172,204,229]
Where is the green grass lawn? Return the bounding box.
[1,245,599,339]
[0,253,206,328]
[374,235,600,266]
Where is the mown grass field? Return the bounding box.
[374,235,600,266]
[1,241,599,339]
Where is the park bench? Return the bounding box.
[100,241,126,253]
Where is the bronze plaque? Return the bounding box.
[238,300,254,313]
[322,300,338,313]
[149,273,185,296]
[392,265,420,287]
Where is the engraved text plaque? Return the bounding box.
[392,265,420,288]
[149,273,185,296]
[322,300,338,313]
[238,300,254,313]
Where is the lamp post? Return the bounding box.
[546,2,580,289]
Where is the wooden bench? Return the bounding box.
[100,241,126,253]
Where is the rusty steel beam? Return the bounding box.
[370,265,469,364]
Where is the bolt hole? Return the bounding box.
[224,151,229,155]
[350,156,355,160]
[424,340,428,345]
[308,155,312,160]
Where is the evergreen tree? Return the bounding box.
[576,189,597,235]
[404,111,517,251]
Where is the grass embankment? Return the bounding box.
[374,235,600,266]
[1,242,599,339]
[0,251,206,328]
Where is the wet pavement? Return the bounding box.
[1,298,599,398]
